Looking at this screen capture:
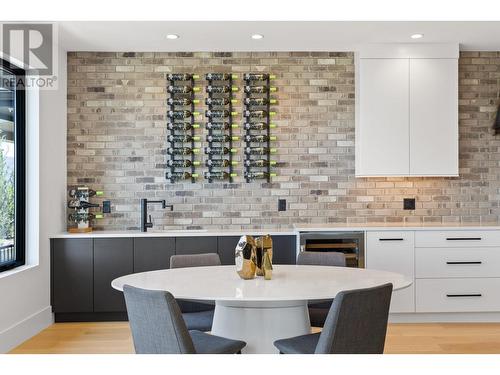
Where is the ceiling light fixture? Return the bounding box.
[166,34,179,40]
[411,33,424,39]
[251,34,264,40]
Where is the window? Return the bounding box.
[0,59,25,272]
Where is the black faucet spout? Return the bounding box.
[140,198,172,232]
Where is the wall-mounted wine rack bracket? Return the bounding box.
[166,74,199,183]
[243,73,277,183]
[204,73,238,183]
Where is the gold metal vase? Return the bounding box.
[235,235,257,280]
[255,234,273,276]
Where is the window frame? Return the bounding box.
[0,58,26,272]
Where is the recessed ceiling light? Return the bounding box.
[411,33,424,39]
[166,34,179,40]
[251,34,264,40]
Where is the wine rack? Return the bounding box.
[67,186,104,233]
[166,73,200,183]
[243,73,277,183]
[204,73,238,183]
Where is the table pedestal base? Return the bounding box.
[211,300,311,354]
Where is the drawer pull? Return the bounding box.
[446,237,482,241]
[446,293,482,298]
[446,261,482,265]
[378,238,404,241]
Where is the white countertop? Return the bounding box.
[51,223,500,238]
[294,223,500,232]
[111,265,412,302]
[51,229,298,238]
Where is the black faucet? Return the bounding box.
[140,198,173,232]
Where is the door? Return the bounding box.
[94,238,133,312]
[409,58,458,176]
[357,58,410,176]
[366,231,415,313]
[51,239,93,313]
[134,237,175,273]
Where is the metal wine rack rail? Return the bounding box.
[243,73,276,183]
[204,73,238,183]
[166,74,199,183]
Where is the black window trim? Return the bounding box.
[0,58,26,272]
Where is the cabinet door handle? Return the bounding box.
[446,261,482,265]
[446,237,482,241]
[378,238,404,241]
[446,293,482,298]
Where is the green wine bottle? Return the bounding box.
[167,110,200,119]
[243,122,277,130]
[167,134,201,142]
[166,172,199,181]
[204,171,238,180]
[243,73,276,81]
[243,97,277,106]
[244,147,277,155]
[244,159,277,167]
[205,110,238,118]
[167,147,200,155]
[243,110,276,118]
[205,159,238,167]
[205,73,238,81]
[167,159,200,168]
[167,85,201,94]
[244,135,277,142]
[167,98,200,106]
[206,85,239,94]
[206,134,239,142]
[206,122,238,130]
[243,85,277,94]
[204,147,237,155]
[167,73,199,81]
[167,122,200,131]
[244,171,277,180]
[205,97,238,106]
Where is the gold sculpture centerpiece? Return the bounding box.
[235,235,257,279]
[235,234,273,280]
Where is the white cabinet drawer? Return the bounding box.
[416,247,500,278]
[415,231,500,248]
[416,278,500,312]
[366,231,414,313]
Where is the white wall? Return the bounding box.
[0,44,67,353]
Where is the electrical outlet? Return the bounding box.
[102,200,111,213]
[403,198,416,210]
[278,199,287,212]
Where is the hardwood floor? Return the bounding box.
[9,322,500,354]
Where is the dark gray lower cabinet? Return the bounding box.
[175,236,218,255]
[217,236,240,265]
[93,238,133,312]
[272,236,297,264]
[133,237,175,272]
[51,239,93,313]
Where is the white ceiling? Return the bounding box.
[58,21,500,52]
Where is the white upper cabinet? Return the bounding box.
[409,59,458,176]
[355,44,459,177]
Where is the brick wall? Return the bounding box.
[67,51,500,230]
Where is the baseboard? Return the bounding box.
[389,312,500,323]
[0,306,53,353]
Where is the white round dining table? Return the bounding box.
[112,265,412,354]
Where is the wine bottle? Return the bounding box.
[167,122,200,131]
[167,73,199,81]
[166,171,199,181]
[167,85,200,94]
[204,171,237,180]
[204,147,237,155]
[243,122,277,130]
[205,122,238,130]
[243,110,276,118]
[206,85,238,94]
[243,97,277,106]
[167,98,200,106]
[243,85,277,94]
[244,159,277,167]
[167,110,200,119]
[167,159,201,168]
[206,134,239,143]
[244,147,277,155]
[167,147,200,155]
[243,73,276,81]
[244,135,277,142]
[205,110,238,118]
[68,200,100,210]
[205,97,238,106]
[68,188,103,198]
[167,134,201,142]
[244,171,277,180]
[205,73,238,81]
[206,159,238,167]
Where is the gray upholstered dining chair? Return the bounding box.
[123,285,246,354]
[274,283,393,354]
[169,253,221,332]
[296,251,346,327]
